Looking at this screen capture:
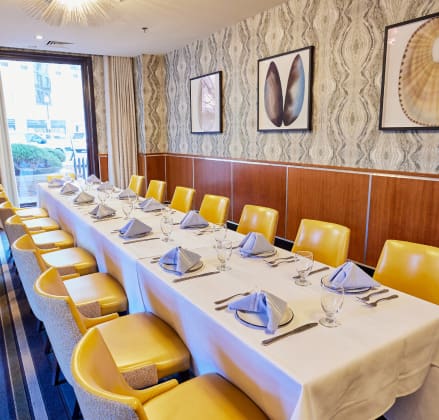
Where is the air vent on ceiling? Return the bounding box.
[46,40,73,46]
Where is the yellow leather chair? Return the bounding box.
[0,199,48,219]
[6,215,74,250]
[47,173,75,182]
[145,180,166,203]
[237,204,279,244]
[169,186,195,213]
[14,233,97,276]
[291,219,350,267]
[129,175,146,196]
[199,194,230,225]
[34,268,190,390]
[12,236,127,319]
[373,240,439,305]
[72,327,268,420]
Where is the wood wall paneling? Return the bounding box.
[193,159,232,210]
[98,154,108,181]
[232,163,286,237]
[165,156,194,203]
[286,168,369,263]
[366,176,439,266]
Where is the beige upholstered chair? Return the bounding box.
[34,268,190,389]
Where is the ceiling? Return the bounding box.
[0,0,285,57]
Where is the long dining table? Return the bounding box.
[38,183,439,420]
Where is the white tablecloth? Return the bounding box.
[38,184,439,420]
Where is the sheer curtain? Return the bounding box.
[104,56,138,188]
[0,72,19,206]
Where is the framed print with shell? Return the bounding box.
[379,13,439,130]
[190,71,222,134]
[257,46,313,131]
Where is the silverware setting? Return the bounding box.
[267,257,297,267]
[93,216,121,223]
[122,237,160,244]
[261,322,319,345]
[214,291,252,305]
[173,270,221,283]
[292,266,330,278]
[356,289,389,302]
[265,255,296,264]
[362,294,399,307]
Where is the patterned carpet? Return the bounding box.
[0,232,75,420]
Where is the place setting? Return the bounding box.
[237,232,277,259]
[88,202,119,222]
[112,218,159,244]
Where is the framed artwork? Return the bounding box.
[257,46,313,131]
[190,71,222,134]
[379,13,439,130]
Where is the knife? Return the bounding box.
[173,270,220,283]
[122,237,160,244]
[292,266,330,279]
[261,322,319,345]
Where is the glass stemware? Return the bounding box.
[294,251,314,286]
[319,284,344,327]
[215,239,232,271]
[213,223,228,242]
[122,201,134,219]
[160,214,173,242]
[97,190,108,205]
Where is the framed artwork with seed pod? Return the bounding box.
[379,12,439,130]
[257,46,313,131]
[190,71,223,134]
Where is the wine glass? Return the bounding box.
[215,239,232,271]
[97,190,108,205]
[294,251,314,286]
[213,223,228,241]
[160,214,173,242]
[320,284,344,327]
[122,201,134,219]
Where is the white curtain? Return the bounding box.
[0,72,19,206]
[104,56,138,188]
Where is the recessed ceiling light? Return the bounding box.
[35,34,43,40]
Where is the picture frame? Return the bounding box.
[257,46,313,132]
[190,71,222,134]
[379,13,439,130]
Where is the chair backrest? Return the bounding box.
[72,327,145,420]
[34,267,88,385]
[0,201,15,229]
[145,180,166,203]
[169,186,196,213]
[291,219,350,267]
[237,205,279,244]
[47,173,75,182]
[5,215,28,247]
[373,240,439,305]
[199,194,230,225]
[11,234,48,320]
[128,175,146,196]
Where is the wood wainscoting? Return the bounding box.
[115,153,439,267]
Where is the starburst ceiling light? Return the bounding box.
[22,0,125,26]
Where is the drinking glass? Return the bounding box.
[294,251,314,286]
[213,223,228,242]
[320,284,344,327]
[215,239,232,271]
[160,214,173,242]
[122,201,134,219]
[97,190,108,205]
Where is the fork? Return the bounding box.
[265,256,296,264]
[267,258,297,267]
[363,294,399,307]
[356,289,389,302]
[214,291,252,305]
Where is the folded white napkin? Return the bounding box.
[180,210,209,229]
[239,232,274,256]
[329,262,380,289]
[48,178,64,188]
[118,188,137,200]
[97,181,114,192]
[60,182,79,195]
[87,174,101,184]
[159,247,201,274]
[118,218,152,238]
[139,198,165,212]
[89,204,116,219]
[74,191,94,204]
[229,290,288,334]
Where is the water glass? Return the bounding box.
[160,214,173,242]
[97,190,108,204]
[320,284,344,328]
[215,239,232,271]
[122,201,134,219]
[294,251,314,286]
[213,223,228,241]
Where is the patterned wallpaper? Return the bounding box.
[91,55,107,154]
[164,0,439,174]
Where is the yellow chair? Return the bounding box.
[72,327,268,420]
[35,268,190,390]
[199,194,230,225]
[373,240,439,305]
[291,219,350,267]
[128,175,146,196]
[6,215,74,250]
[14,233,97,276]
[169,186,195,213]
[145,180,166,203]
[47,173,75,182]
[12,236,127,319]
[0,199,48,219]
[237,204,279,244]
